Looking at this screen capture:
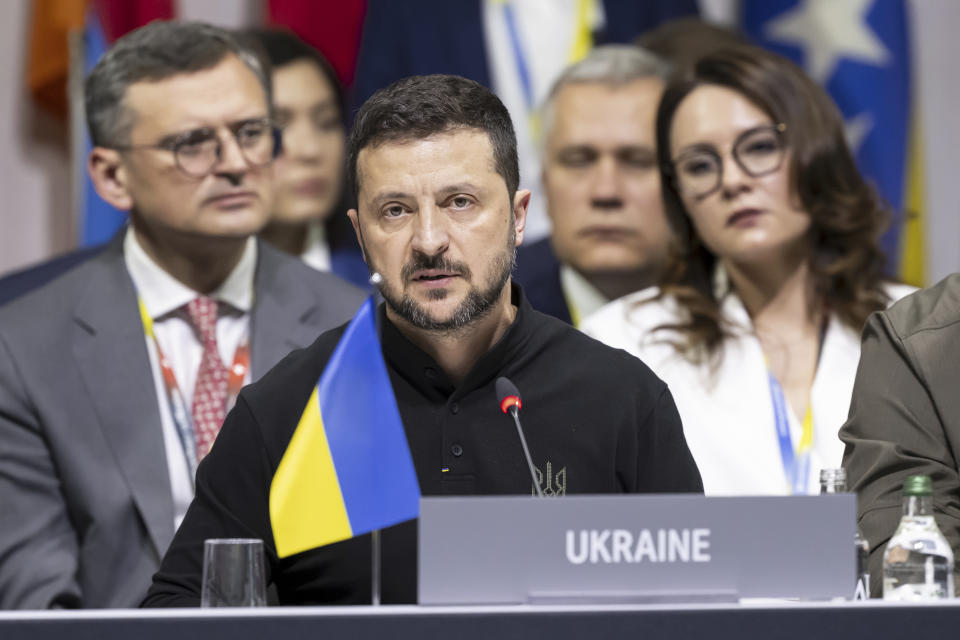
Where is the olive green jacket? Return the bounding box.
[841,273,960,596]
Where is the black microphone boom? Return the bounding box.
[495,376,543,497]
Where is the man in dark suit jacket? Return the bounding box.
[841,273,960,596]
[0,21,365,609]
[514,46,672,325]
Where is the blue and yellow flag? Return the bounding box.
[743,0,923,285]
[79,9,127,246]
[269,297,420,558]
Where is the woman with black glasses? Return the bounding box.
[582,45,913,496]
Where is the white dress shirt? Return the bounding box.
[124,228,255,527]
[581,281,915,496]
[559,264,609,328]
[300,221,332,272]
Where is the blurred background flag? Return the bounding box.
[270,297,420,558]
[27,0,84,119]
[481,0,698,241]
[267,0,367,89]
[743,0,924,285]
[29,0,174,247]
[77,8,124,246]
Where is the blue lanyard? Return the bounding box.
[767,371,811,494]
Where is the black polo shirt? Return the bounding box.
[144,284,702,606]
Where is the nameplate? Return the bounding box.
[418,494,854,604]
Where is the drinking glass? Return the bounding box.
[201,538,267,607]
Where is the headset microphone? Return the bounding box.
[495,376,542,497]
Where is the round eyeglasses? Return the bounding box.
[112,117,281,178]
[670,123,787,199]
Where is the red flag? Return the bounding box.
[268,0,367,88]
[92,0,173,42]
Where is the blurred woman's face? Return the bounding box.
[271,59,345,224]
[668,84,811,267]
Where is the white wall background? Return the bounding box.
[0,0,73,275]
[1,0,958,283]
[910,0,960,284]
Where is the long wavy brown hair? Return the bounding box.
[652,45,891,363]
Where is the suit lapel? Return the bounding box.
[249,242,325,379]
[71,244,174,560]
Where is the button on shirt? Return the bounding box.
[144,284,702,606]
[123,228,255,528]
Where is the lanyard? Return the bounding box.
[767,370,814,494]
[138,298,250,478]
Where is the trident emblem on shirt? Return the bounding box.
[532,461,567,496]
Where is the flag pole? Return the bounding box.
[370,272,384,607]
[371,529,382,606]
[67,26,85,244]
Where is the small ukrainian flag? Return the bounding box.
[270,297,420,558]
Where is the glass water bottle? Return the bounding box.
[820,468,870,600]
[882,474,954,601]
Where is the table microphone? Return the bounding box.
[495,376,543,497]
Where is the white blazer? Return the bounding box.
[581,282,915,496]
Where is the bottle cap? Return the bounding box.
[820,467,847,484]
[819,468,847,493]
[903,474,933,496]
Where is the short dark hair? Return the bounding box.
[85,20,270,147]
[347,74,519,202]
[239,28,344,117]
[653,44,889,360]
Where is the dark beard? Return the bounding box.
[377,243,516,334]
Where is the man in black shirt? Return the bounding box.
[144,74,702,606]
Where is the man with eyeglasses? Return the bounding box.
[0,21,365,609]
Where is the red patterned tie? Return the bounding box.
[186,296,229,460]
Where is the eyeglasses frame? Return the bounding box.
[107,117,283,179]
[668,122,788,200]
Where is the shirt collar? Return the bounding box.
[559,264,610,327]
[123,226,257,319]
[380,282,536,399]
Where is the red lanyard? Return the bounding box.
[138,299,250,477]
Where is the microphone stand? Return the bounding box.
[370,273,385,606]
[508,405,543,498]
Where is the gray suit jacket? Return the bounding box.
[840,273,960,596]
[0,238,366,609]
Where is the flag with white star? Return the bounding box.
[743,0,923,283]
